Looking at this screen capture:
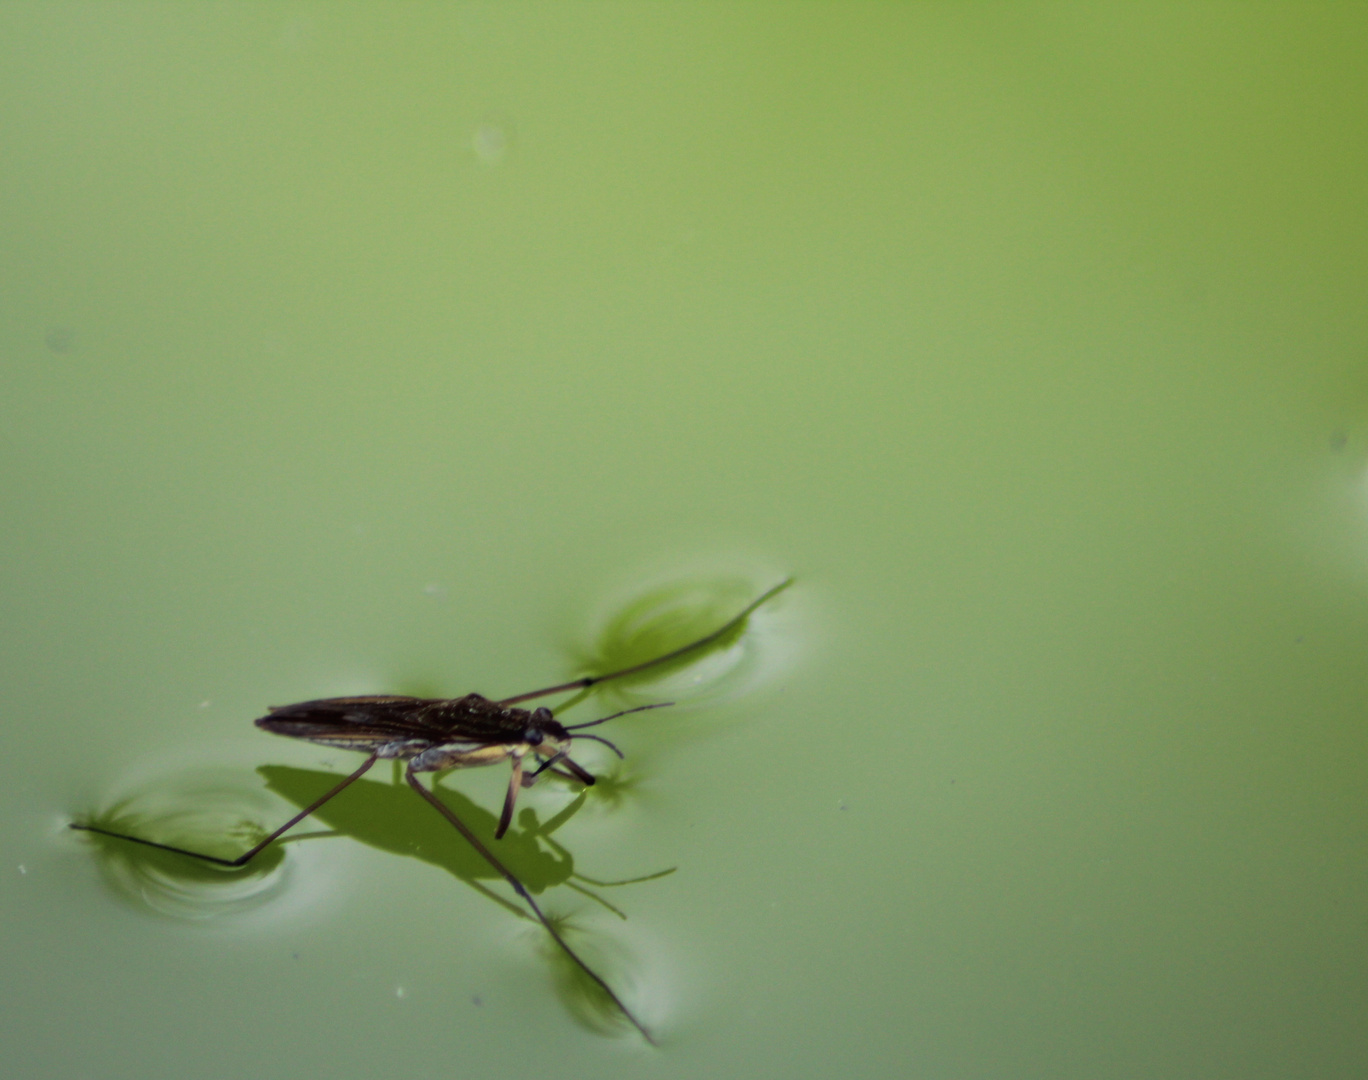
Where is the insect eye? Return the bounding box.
[524,728,543,745]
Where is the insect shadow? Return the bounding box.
[78,793,290,922]
[263,764,673,919]
[264,764,673,1033]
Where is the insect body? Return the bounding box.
[72,578,793,1044]
[257,692,651,839]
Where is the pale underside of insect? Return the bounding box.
[71,578,793,1044]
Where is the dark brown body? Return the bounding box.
[257,693,571,771]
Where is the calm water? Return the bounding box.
[4,5,1367,1078]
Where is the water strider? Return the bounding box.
[71,578,793,1043]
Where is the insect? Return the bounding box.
[72,578,793,1043]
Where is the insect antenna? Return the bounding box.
[571,733,624,758]
[563,702,672,732]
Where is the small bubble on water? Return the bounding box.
[395,986,407,999]
[422,583,446,599]
[473,122,509,165]
[275,16,316,52]
[472,994,483,1007]
[45,327,75,353]
[198,700,211,709]
[17,864,26,875]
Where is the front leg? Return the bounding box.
[521,751,597,788]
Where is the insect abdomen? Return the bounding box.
[409,742,514,773]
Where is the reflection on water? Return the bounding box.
[539,909,650,1038]
[566,761,645,815]
[562,574,796,711]
[77,780,289,921]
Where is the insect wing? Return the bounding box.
[255,693,529,755]
[255,695,451,751]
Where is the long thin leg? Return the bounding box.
[497,577,793,706]
[405,763,656,1045]
[495,756,525,840]
[69,753,381,868]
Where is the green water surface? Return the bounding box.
[3,5,1367,1078]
